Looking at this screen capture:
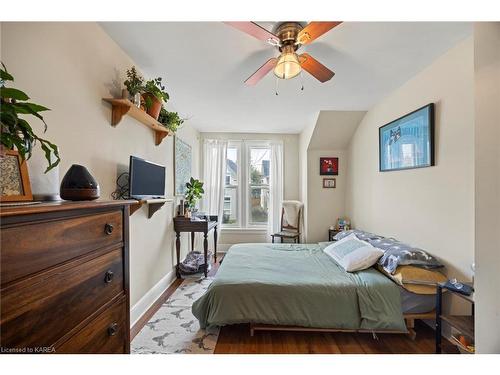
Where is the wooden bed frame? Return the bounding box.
[249,311,436,340]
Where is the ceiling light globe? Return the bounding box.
[274,48,301,80]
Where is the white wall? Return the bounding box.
[306,149,348,242]
[474,22,500,354]
[200,132,299,247]
[346,37,474,315]
[305,111,366,243]
[1,23,200,315]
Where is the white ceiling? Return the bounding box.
[100,22,471,134]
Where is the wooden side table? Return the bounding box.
[173,215,218,278]
[435,282,474,354]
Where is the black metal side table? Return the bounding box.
[435,282,474,354]
[328,229,340,241]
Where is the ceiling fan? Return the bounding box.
[225,21,342,86]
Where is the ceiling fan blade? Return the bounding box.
[224,22,280,44]
[244,58,278,86]
[299,53,335,83]
[297,22,342,45]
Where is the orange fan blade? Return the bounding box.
[297,22,342,45]
[299,53,335,83]
[244,58,278,86]
[224,22,280,44]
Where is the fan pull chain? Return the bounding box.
[275,77,279,96]
[300,71,304,91]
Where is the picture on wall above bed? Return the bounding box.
[379,103,435,172]
[320,157,339,175]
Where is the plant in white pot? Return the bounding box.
[123,66,144,107]
[184,177,204,218]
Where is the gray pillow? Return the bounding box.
[334,229,443,274]
[333,229,383,242]
[376,239,443,274]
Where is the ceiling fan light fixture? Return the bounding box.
[273,45,301,80]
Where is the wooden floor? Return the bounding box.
[135,257,457,354]
[215,321,457,354]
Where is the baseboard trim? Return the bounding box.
[130,270,177,334]
[217,244,232,253]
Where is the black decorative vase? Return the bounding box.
[60,164,100,201]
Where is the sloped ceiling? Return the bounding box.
[308,111,367,150]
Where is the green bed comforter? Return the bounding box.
[192,243,406,331]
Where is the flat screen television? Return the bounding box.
[129,156,166,199]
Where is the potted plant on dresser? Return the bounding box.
[1,62,61,202]
[142,77,169,120]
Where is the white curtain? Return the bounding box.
[202,139,228,229]
[267,142,284,240]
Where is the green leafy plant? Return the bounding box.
[0,62,60,173]
[184,177,204,210]
[143,77,169,110]
[123,66,144,96]
[157,107,185,133]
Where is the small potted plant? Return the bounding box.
[142,77,169,120]
[0,62,60,173]
[184,177,204,218]
[123,66,144,107]
[157,107,185,133]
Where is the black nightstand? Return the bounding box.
[328,229,340,241]
[436,282,474,354]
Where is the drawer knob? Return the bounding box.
[104,270,114,283]
[104,223,114,235]
[107,322,118,336]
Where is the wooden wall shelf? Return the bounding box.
[130,198,172,218]
[103,98,170,146]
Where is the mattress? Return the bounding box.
[400,288,436,314]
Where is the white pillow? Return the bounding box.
[323,233,384,272]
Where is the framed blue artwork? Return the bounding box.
[379,103,435,172]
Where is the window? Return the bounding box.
[222,141,272,229]
[222,146,239,226]
[248,147,270,225]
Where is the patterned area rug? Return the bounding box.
[132,276,219,354]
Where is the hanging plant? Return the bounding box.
[0,62,60,173]
[157,107,185,133]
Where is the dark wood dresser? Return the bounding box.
[0,200,134,354]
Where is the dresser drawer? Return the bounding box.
[0,248,124,349]
[57,297,128,354]
[1,210,123,285]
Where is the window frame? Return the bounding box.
[221,140,271,230]
[222,141,242,228]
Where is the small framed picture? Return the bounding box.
[320,157,339,175]
[0,150,33,202]
[323,178,336,189]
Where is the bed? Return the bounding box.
[192,243,436,337]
